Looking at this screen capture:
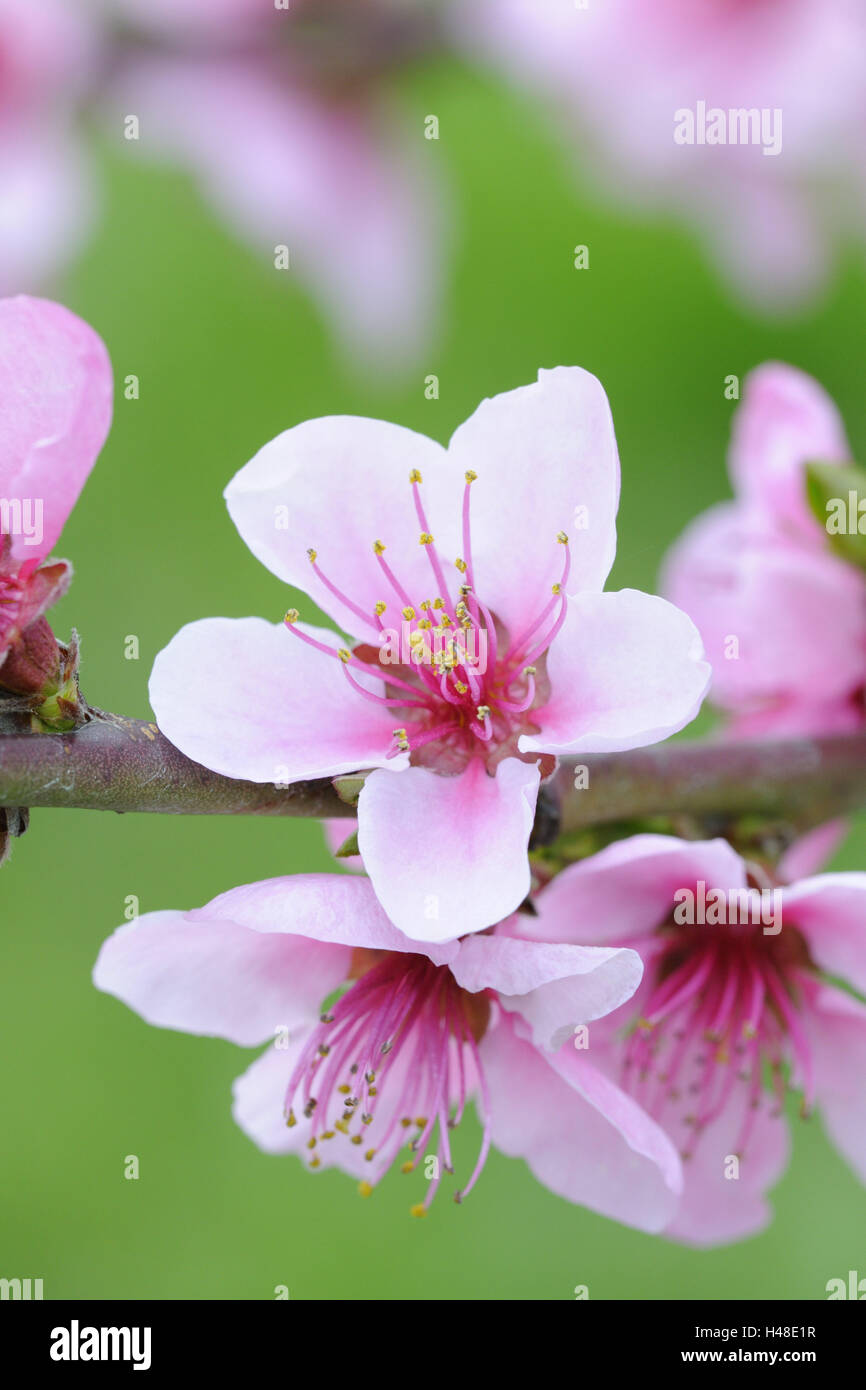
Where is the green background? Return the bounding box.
[2,58,865,1300]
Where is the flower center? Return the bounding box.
[284,469,569,771]
[283,949,492,1214]
[621,903,816,1161]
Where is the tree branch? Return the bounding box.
[0,712,864,836]
[0,712,349,818]
[550,733,866,835]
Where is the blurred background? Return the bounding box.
[1,2,865,1299]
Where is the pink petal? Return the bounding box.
[111,58,443,367]
[12,558,72,632]
[523,834,748,947]
[149,616,405,783]
[322,816,362,871]
[662,1067,791,1248]
[480,1015,682,1233]
[224,414,451,638]
[0,294,112,566]
[729,363,849,535]
[521,589,710,756]
[232,1036,325,1158]
[804,984,866,1183]
[663,502,866,714]
[782,874,866,996]
[93,908,347,1047]
[446,367,620,638]
[192,873,458,968]
[727,699,863,739]
[451,931,643,1050]
[778,820,848,882]
[357,756,540,941]
[0,132,95,299]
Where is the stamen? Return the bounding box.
[307,549,377,631]
[279,954,492,1212]
[410,472,454,605]
[373,540,415,610]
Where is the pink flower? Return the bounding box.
[0,295,113,673]
[93,871,684,1227]
[0,0,99,293]
[457,0,866,310]
[663,363,866,738]
[521,833,866,1245]
[150,369,710,940]
[106,1,444,365]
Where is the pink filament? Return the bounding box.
[282,953,493,1209]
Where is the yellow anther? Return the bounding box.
[335,1120,350,1135]
[306,1137,317,1150]
[419,532,434,546]
[415,1117,427,1128]
[284,608,300,625]
[373,539,386,555]
[524,665,537,676]
[306,547,318,562]
[409,468,423,484]
[358,1181,373,1198]
[401,1161,415,1174]
[400,1117,412,1128]
[350,1134,362,1146]
[417,619,432,631]
[439,614,453,629]
[476,705,491,722]
[402,605,416,621]
[459,584,472,597]
[410,1204,427,1219]
[337,1083,351,1095]
[365,1148,376,1162]
[551,582,561,596]
[557,531,569,545]
[374,601,387,616]
[322,1131,335,1141]
[338,648,352,663]
[464,470,478,484]
[286,1110,297,1128]
[455,557,467,573]
[309,1156,321,1169]
[433,597,444,609]
[455,601,468,618]
[454,681,468,695]
[420,600,431,610]
[392,727,407,742]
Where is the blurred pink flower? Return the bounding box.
[149,368,710,940]
[93,870,684,1226]
[523,833,866,1245]
[0,0,99,293]
[663,363,866,738]
[107,0,445,365]
[0,295,113,670]
[457,0,866,309]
